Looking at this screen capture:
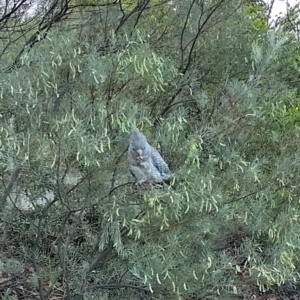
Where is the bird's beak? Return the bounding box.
[136,149,144,159]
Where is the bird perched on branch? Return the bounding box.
[128,129,171,185]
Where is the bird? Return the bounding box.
[128,129,171,185]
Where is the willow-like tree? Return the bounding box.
[1,0,300,299]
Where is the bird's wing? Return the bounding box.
[150,146,171,178]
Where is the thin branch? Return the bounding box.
[115,0,140,33]
[92,283,148,291]
[154,0,228,122]
[180,0,196,70]
[0,0,28,24]
[0,166,22,213]
[85,240,114,276]
[134,0,150,28]
[182,0,226,74]
[2,0,71,72]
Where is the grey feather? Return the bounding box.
[128,129,171,184]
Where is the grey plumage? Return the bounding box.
[128,129,171,184]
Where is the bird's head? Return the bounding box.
[129,129,150,161]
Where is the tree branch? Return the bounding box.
[0,166,22,214]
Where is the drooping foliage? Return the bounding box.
[1,0,300,299]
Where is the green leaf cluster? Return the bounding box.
[1,1,300,299]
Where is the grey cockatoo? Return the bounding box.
[128,129,171,184]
